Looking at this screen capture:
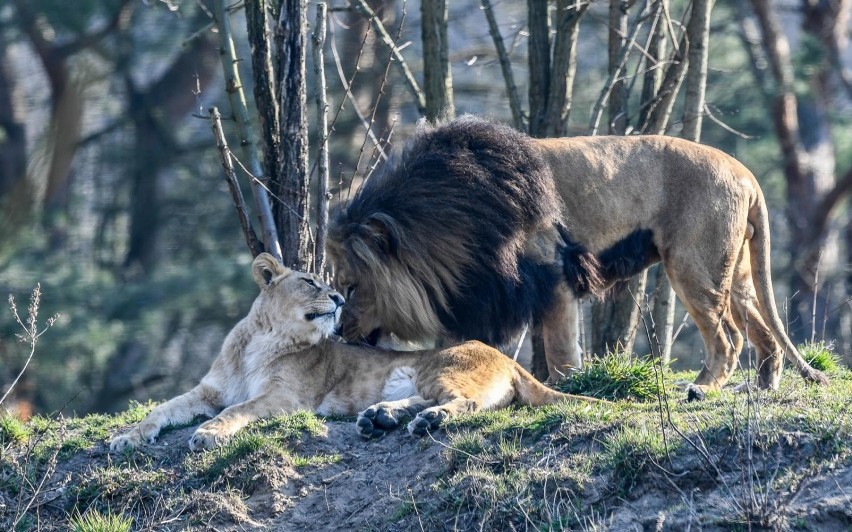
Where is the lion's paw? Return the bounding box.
[189,424,229,452]
[356,404,407,439]
[801,367,829,386]
[407,408,447,437]
[686,384,707,402]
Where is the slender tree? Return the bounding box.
[274,0,312,270]
[421,0,454,122]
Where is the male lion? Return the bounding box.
[327,116,828,399]
[110,254,600,452]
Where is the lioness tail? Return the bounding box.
[512,365,605,406]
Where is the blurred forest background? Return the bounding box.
[0,0,850,417]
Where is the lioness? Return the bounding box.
[328,116,828,399]
[109,254,601,452]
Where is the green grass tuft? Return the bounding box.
[258,410,327,440]
[0,413,29,445]
[603,422,672,494]
[198,432,280,482]
[556,350,669,401]
[799,342,841,372]
[70,509,132,532]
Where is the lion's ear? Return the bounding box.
[365,213,400,257]
[252,253,289,288]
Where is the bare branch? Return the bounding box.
[588,0,651,136]
[353,0,427,114]
[480,0,525,130]
[209,106,264,258]
[326,16,387,162]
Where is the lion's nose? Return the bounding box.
[329,293,345,307]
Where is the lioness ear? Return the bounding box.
[252,253,289,288]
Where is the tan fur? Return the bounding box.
[533,135,828,394]
[110,255,601,452]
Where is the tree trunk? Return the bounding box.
[0,39,30,241]
[421,0,454,122]
[123,24,219,275]
[527,0,551,138]
[274,0,311,270]
[313,2,331,274]
[682,0,711,142]
[607,0,628,135]
[246,0,281,194]
[544,0,586,137]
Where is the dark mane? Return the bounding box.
[329,116,563,345]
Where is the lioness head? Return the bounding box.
[251,253,345,343]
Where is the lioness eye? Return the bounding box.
[303,279,318,288]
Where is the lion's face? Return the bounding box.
[327,248,383,345]
[251,254,345,343]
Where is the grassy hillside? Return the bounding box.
[2,351,851,531]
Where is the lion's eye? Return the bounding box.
[345,285,357,298]
[303,278,318,288]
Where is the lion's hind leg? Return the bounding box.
[664,255,743,401]
[356,396,436,439]
[730,241,783,390]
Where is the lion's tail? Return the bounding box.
[748,191,829,385]
[511,365,605,406]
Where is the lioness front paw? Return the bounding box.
[407,408,447,437]
[110,432,144,453]
[189,423,230,451]
[109,426,157,453]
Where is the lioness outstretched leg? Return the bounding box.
[110,383,222,452]
[189,393,294,451]
[356,396,436,439]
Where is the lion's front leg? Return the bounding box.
[110,383,223,452]
[188,393,295,451]
[540,282,582,383]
